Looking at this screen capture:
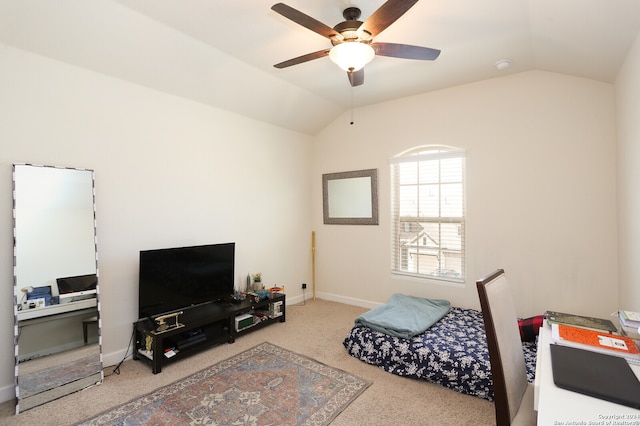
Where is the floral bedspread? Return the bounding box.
[343,306,537,401]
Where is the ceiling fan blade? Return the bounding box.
[274,49,331,69]
[271,3,342,41]
[359,0,419,38]
[372,42,440,60]
[348,69,364,87]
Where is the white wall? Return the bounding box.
[0,46,313,400]
[0,42,633,407]
[616,32,640,312]
[312,70,618,319]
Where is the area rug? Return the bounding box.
[77,342,370,426]
[20,355,102,398]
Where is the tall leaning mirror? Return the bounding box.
[12,164,103,413]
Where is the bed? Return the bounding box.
[343,296,538,402]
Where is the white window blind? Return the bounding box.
[391,146,465,282]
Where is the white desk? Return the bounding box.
[535,320,640,425]
[16,298,97,321]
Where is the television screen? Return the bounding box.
[138,242,235,318]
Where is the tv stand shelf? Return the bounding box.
[133,293,285,374]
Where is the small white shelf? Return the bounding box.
[137,349,153,360]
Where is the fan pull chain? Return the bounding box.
[350,86,355,125]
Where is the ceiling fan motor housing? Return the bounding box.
[331,7,372,46]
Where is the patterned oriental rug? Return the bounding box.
[77,342,370,426]
[20,355,102,398]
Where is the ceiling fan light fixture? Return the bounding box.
[329,42,375,72]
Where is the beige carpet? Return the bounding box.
[0,299,496,425]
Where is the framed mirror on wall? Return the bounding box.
[322,168,379,225]
[12,164,103,413]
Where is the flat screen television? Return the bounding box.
[138,242,235,318]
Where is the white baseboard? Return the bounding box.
[0,383,15,405]
[102,347,133,370]
[307,291,381,310]
[284,294,304,305]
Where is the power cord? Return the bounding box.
[286,283,310,307]
[104,328,135,377]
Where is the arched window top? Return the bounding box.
[394,144,463,159]
[392,145,465,165]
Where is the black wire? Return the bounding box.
[104,328,135,377]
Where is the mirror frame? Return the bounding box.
[12,163,103,414]
[322,168,379,225]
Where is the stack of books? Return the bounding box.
[619,310,640,339]
[545,310,640,365]
[545,310,618,333]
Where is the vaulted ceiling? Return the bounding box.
[2,0,639,135]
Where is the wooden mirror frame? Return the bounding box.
[322,169,379,225]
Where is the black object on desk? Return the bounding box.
[550,344,640,409]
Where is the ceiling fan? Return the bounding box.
[271,0,440,87]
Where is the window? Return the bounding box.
[391,146,465,282]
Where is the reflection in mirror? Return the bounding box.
[13,164,102,413]
[322,169,378,225]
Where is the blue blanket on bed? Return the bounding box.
[354,293,451,338]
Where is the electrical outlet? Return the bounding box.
[302,283,307,289]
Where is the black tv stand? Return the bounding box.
[133,293,285,374]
